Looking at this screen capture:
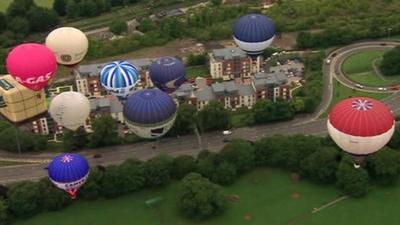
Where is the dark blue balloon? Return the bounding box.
[233,14,276,43]
[123,88,176,125]
[48,153,89,183]
[149,57,186,93]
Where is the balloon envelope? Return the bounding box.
[48,153,90,199]
[123,89,177,138]
[149,57,186,93]
[327,97,395,156]
[45,27,88,66]
[49,91,90,130]
[233,14,276,56]
[6,43,57,91]
[100,61,140,98]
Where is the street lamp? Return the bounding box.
[387,27,392,39]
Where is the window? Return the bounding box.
[0,96,6,108]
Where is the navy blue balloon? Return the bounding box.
[48,153,89,184]
[233,14,276,56]
[149,56,186,93]
[123,88,176,125]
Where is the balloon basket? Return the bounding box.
[66,188,79,199]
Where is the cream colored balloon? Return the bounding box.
[45,27,88,66]
[49,91,90,130]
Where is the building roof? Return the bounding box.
[211,82,225,93]
[328,97,394,137]
[78,58,153,77]
[238,84,255,96]
[253,71,287,88]
[212,47,247,60]
[110,97,123,113]
[90,98,111,111]
[196,86,215,102]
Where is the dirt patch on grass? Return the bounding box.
[291,192,301,200]
[291,173,301,183]
[244,212,253,220]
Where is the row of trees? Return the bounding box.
[2,134,400,224]
[0,0,59,48]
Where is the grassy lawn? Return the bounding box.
[0,0,53,12]
[325,80,391,116]
[342,50,385,74]
[186,66,209,79]
[14,169,341,225]
[347,71,397,87]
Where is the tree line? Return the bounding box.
[2,134,400,224]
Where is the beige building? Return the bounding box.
[209,47,263,81]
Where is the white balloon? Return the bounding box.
[45,27,89,66]
[49,91,90,130]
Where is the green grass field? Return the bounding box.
[0,0,53,12]
[342,50,384,74]
[14,168,400,225]
[321,79,391,118]
[14,169,341,225]
[0,161,29,167]
[342,50,400,87]
[186,66,209,79]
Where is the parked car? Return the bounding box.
[223,130,232,135]
[391,86,400,90]
[378,87,387,91]
[325,59,331,64]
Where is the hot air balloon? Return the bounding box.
[327,97,395,168]
[149,56,186,93]
[123,89,177,138]
[6,43,57,91]
[233,14,276,57]
[100,61,140,99]
[45,27,88,67]
[48,153,90,199]
[49,91,90,130]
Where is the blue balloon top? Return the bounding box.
[123,89,176,124]
[48,153,90,183]
[233,14,276,43]
[149,57,186,92]
[100,61,140,89]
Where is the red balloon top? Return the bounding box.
[328,97,394,137]
[6,43,57,91]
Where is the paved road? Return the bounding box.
[1,41,400,184]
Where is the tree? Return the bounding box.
[28,7,59,32]
[380,46,400,76]
[171,155,196,179]
[7,181,41,218]
[366,148,400,185]
[0,198,8,225]
[7,17,30,37]
[197,101,229,132]
[211,0,222,7]
[300,147,339,184]
[273,98,294,120]
[34,136,48,151]
[53,0,67,16]
[6,0,35,18]
[336,157,369,197]
[66,0,79,18]
[138,18,157,33]
[187,54,208,66]
[196,152,237,185]
[179,173,227,219]
[169,103,197,136]
[144,154,173,187]
[252,99,275,123]
[38,179,71,211]
[88,116,120,148]
[63,128,87,151]
[118,159,146,194]
[219,139,255,174]
[100,165,124,198]
[388,126,400,149]
[0,13,6,33]
[80,167,104,200]
[78,0,98,17]
[291,97,306,113]
[110,19,128,35]
[297,31,314,48]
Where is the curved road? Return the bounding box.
[1,41,400,184]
